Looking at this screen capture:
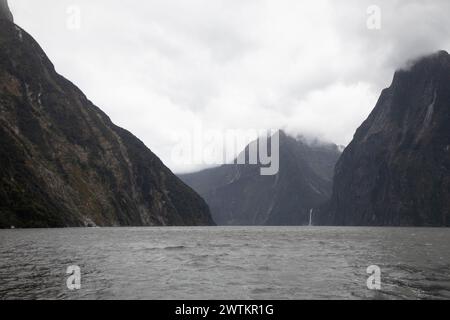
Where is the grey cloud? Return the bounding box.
[9,0,450,173]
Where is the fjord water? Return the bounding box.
[0,227,449,300]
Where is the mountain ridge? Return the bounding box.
[316,50,450,227]
[0,0,13,22]
[0,15,215,227]
[180,131,341,225]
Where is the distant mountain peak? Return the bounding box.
[180,132,342,226]
[436,49,450,58]
[410,50,449,64]
[397,50,450,78]
[0,0,13,22]
[429,50,450,61]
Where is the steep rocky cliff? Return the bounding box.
[180,131,341,225]
[0,12,214,227]
[317,51,450,227]
[0,0,13,22]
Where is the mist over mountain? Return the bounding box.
[0,7,214,228]
[2,0,449,229]
[317,51,450,227]
[180,131,341,226]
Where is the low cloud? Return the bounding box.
[10,0,450,172]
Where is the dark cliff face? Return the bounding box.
[0,0,13,22]
[318,51,450,227]
[0,19,214,227]
[180,131,341,226]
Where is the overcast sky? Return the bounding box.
[9,0,450,173]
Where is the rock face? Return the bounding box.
[0,0,13,22]
[0,18,214,227]
[180,131,341,225]
[317,51,450,227]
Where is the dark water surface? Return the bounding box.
[0,227,449,300]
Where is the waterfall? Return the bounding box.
[309,209,313,226]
